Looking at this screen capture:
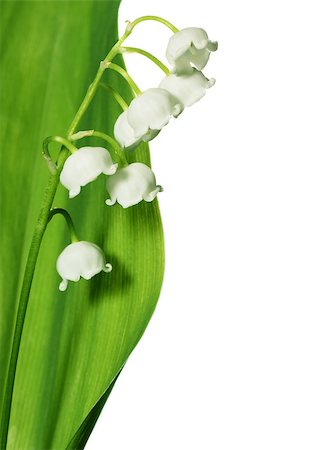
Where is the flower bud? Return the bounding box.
[105,162,162,208]
[57,241,112,291]
[159,69,215,107]
[114,88,183,150]
[60,146,118,198]
[166,27,218,75]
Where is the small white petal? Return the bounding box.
[56,241,111,290]
[104,263,112,273]
[60,147,117,198]
[105,198,116,206]
[207,78,216,88]
[159,69,214,107]
[59,279,68,292]
[106,163,162,208]
[207,40,219,52]
[166,27,217,74]
[142,129,161,143]
[69,187,81,199]
[143,186,163,202]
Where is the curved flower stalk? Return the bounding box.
[159,68,216,107]
[46,208,112,292]
[166,27,218,74]
[106,163,162,208]
[57,241,112,291]
[60,146,117,198]
[114,88,183,149]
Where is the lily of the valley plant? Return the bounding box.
[0,12,217,449]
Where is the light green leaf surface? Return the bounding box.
[0,1,164,448]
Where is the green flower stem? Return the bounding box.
[126,15,179,33]
[69,130,95,141]
[120,47,170,75]
[48,208,79,243]
[0,18,137,448]
[92,131,128,167]
[70,129,128,167]
[42,136,78,174]
[66,27,133,139]
[99,83,129,110]
[106,63,142,95]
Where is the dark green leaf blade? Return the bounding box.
[66,371,121,450]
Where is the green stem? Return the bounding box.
[107,63,142,95]
[0,22,133,450]
[121,47,170,75]
[66,27,133,139]
[70,129,128,167]
[92,131,128,167]
[126,15,179,33]
[42,136,78,174]
[48,208,79,243]
[99,83,129,110]
[69,130,95,141]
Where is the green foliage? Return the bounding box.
[0,1,164,448]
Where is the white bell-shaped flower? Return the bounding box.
[159,69,215,107]
[114,88,183,150]
[114,110,160,151]
[57,241,112,291]
[166,27,218,74]
[106,162,162,208]
[60,146,118,198]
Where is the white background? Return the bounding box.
[87,0,315,448]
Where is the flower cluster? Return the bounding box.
[60,27,217,210]
[114,27,217,150]
[49,24,217,290]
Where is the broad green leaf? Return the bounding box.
[66,371,121,450]
[0,1,164,448]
